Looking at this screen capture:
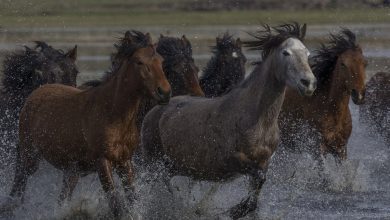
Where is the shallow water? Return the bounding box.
[0,25,389,219]
[0,92,388,220]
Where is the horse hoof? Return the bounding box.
[229,196,257,220]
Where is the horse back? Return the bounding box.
[19,84,88,168]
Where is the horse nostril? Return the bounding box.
[300,79,310,87]
[157,87,171,99]
[157,87,165,97]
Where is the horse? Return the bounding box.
[137,34,204,128]
[279,28,367,161]
[80,34,204,129]
[141,23,316,219]
[359,72,389,142]
[0,42,78,156]
[7,31,171,217]
[199,32,247,97]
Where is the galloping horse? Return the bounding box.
[199,32,247,97]
[359,72,389,142]
[137,34,204,128]
[81,34,204,129]
[8,31,171,217]
[141,23,316,219]
[0,42,78,153]
[280,29,367,161]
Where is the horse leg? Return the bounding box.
[58,170,79,204]
[9,143,40,201]
[97,157,123,217]
[229,169,266,220]
[116,160,135,205]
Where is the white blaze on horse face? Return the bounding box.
[280,38,316,96]
[232,52,238,58]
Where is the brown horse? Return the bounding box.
[7,31,171,217]
[359,72,389,142]
[80,34,204,129]
[280,28,367,161]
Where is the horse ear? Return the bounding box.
[125,31,131,39]
[145,33,152,44]
[160,33,165,38]
[182,35,191,46]
[236,38,242,47]
[66,45,77,62]
[300,23,307,40]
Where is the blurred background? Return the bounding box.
[0,0,389,82]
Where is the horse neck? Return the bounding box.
[86,63,142,122]
[316,65,350,112]
[228,57,286,130]
[165,68,185,97]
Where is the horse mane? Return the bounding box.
[34,41,66,59]
[157,35,192,60]
[311,28,359,86]
[1,45,43,96]
[202,32,235,78]
[101,30,152,83]
[244,22,306,59]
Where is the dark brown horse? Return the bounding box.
[199,32,247,97]
[280,28,367,161]
[7,31,171,217]
[81,34,204,129]
[141,23,316,219]
[359,72,389,142]
[0,42,78,156]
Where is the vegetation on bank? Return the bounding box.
[0,8,389,28]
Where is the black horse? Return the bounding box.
[199,33,247,97]
[0,41,78,157]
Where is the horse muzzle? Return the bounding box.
[351,89,365,105]
[155,87,171,105]
[297,77,317,97]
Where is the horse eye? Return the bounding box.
[341,62,347,68]
[282,50,290,56]
[136,61,143,65]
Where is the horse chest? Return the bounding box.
[104,123,139,161]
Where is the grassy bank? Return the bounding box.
[1,8,389,28]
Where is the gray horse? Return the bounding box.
[141,23,316,219]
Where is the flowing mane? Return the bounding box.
[2,45,44,96]
[244,22,306,59]
[311,28,359,86]
[34,41,67,59]
[104,30,152,82]
[202,32,235,80]
[156,35,193,65]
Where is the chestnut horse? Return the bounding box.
[7,31,171,217]
[0,42,78,157]
[359,72,389,142]
[199,32,247,97]
[141,23,316,219]
[280,29,367,161]
[80,34,204,129]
